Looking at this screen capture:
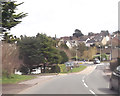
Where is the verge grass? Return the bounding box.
[68,65,87,73]
[2,74,35,84]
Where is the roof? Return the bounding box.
[78,36,89,41]
[94,35,103,42]
[86,39,96,43]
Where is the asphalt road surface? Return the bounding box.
[19,63,118,95]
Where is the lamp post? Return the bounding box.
[76,47,77,61]
[75,41,78,63]
[110,36,113,60]
[99,44,101,61]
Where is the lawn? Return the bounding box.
[68,65,87,73]
[2,74,35,84]
[58,64,87,73]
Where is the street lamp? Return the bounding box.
[110,36,114,60]
[76,47,77,61]
[99,44,101,61]
[75,41,78,63]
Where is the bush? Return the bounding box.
[2,70,11,78]
[58,64,67,73]
[50,65,60,73]
[110,58,120,71]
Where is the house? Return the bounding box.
[78,36,90,44]
[66,40,72,49]
[66,40,79,49]
[101,36,110,45]
[86,39,96,47]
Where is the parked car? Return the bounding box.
[109,65,120,93]
[31,68,41,74]
[94,59,100,64]
[65,62,74,67]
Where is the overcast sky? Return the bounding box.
[10,0,119,38]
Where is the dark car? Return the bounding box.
[109,65,120,93]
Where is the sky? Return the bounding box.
[10,0,119,38]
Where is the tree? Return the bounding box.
[73,29,84,38]
[60,43,69,49]
[77,43,87,57]
[100,30,109,36]
[59,51,68,64]
[72,43,87,58]
[2,32,19,43]
[18,33,62,73]
[88,32,94,36]
[83,47,97,60]
[1,1,27,32]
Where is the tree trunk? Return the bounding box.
[43,63,46,73]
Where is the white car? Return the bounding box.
[94,59,100,64]
[31,68,41,74]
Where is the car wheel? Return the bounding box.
[109,80,114,90]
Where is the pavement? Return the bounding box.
[2,63,112,94]
[103,64,112,77]
[2,75,58,94]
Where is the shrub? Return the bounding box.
[50,65,60,73]
[2,70,11,78]
[58,64,67,73]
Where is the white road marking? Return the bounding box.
[81,66,98,96]
[89,90,95,94]
[84,83,88,88]
[82,76,88,88]
[82,79,84,82]
[81,65,99,95]
[89,90,98,96]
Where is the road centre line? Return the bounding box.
[89,90,97,96]
[82,76,88,88]
[81,65,97,95]
[84,83,88,88]
[82,79,84,83]
[82,76,85,82]
[89,90,95,94]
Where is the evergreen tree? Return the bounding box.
[1,1,27,32]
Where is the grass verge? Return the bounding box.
[68,65,87,73]
[2,74,35,84]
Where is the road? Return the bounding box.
[19,62,118,95]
